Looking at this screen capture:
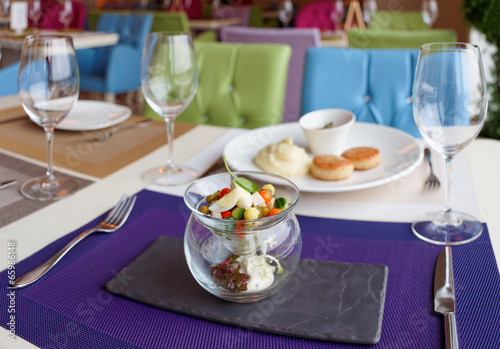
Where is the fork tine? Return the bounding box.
[104,195,128,224]
[108,195,136,227]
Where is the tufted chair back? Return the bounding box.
[347,28,457,49]
[369,11,428,30]
[33,0,87,30]
[302,47,421,137]
[143,42,291,129]
[77,14,153,95]
[219,26,321,123]
[0,62,20,97]
[295,0,339,31]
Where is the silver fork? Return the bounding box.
[10,195,137,289]
[88,119,152,142]
[424,148,441,188]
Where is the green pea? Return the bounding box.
[232,207,245,220]
[274,197,288,209]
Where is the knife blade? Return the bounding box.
[434,246,459,349]
[0,179,17,190]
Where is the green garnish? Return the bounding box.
[323,122,334,129]
[224,157,259,193]
[274,197,288,209]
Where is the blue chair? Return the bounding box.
[0,62,20,97]
[301,47,421,137]
[76,14,153,102]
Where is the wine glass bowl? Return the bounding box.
[184,171,302,303]
[421,0,438,28]
[141,32,198,186]
[18,35,79,201]
[412,42,487,245]
[58,0,73,31]
[278,0,294,28]
[28,0,42,29]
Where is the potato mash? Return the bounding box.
[254,138,311,177]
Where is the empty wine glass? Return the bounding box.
[59,0,73,31]
[141,32,198,186]
[18,35,79,201]
[331,0,344,30]
[28,0,42,29]
[421,0,438,27]
[412,43,487,245]
[362,0,377,24]
[278,0,293,28]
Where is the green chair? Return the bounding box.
[135,11,190,32]
[86,9,190,33]
[347,28,457,49]
[369,11,428,30]
[143,42,291,128]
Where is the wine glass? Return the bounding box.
[59,0,73,31]
[141,32,198,186]
[331,0,344,30]
[412,42,487,245]
[28,0,42,29]
[18,35,79,201]
[362,0,377,24]
[421,0,438,28]
[278,0,293,28]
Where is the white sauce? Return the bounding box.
[236,255,276,292]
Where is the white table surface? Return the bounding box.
[0,96,499,347]
[0,30,119,50]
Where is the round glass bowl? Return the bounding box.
[184,171,302,303]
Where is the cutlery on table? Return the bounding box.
[434,246,459,349]
[0,179,17,190]
[89,119,152,141]
[424,147,441,188]
[10,195,136,289]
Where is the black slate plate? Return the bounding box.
[104,236,388,344]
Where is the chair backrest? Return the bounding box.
[92,14,152,76]
[143,42,292,129]
[219,26,321,123]
[212,5,251,26]
[295,0,338,31]
[347,28,457,49]
[0,62,20,97]
[167,0,203,19]
[369,11,428,30]
[137,11,190,32]
[301,47,421,137]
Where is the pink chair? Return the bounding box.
[35,0,86,30]
[295,0,339,31]
[220,26,322,123]
[168,0,203,20]
[212,5,251,26]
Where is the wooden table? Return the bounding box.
[188,17,241,31]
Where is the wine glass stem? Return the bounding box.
[44,127,56,181]
[443,155,453,213]
[164,117,175,169]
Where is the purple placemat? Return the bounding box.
[1,189,499,349]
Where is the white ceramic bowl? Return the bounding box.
[299,109,356,155]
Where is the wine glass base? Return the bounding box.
[143,165,199,186]
[412,210,483,245]
[20,175,79,202]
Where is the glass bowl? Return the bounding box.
[184,171,302,303]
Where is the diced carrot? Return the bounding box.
[221,211,232,219]
[268,208,282,216]
[259,190,272,203]
[219,188,231,198]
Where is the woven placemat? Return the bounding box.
[0,106,196,178]
[0,152,93,228]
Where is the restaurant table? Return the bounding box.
[0,30,119,50]
[188,18,241,31]
[0,96,499,348]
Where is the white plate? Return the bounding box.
[57,101,132,131]
[223,122,424,193]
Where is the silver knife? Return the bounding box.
[434,246,459,349]
[0,179,17,190]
